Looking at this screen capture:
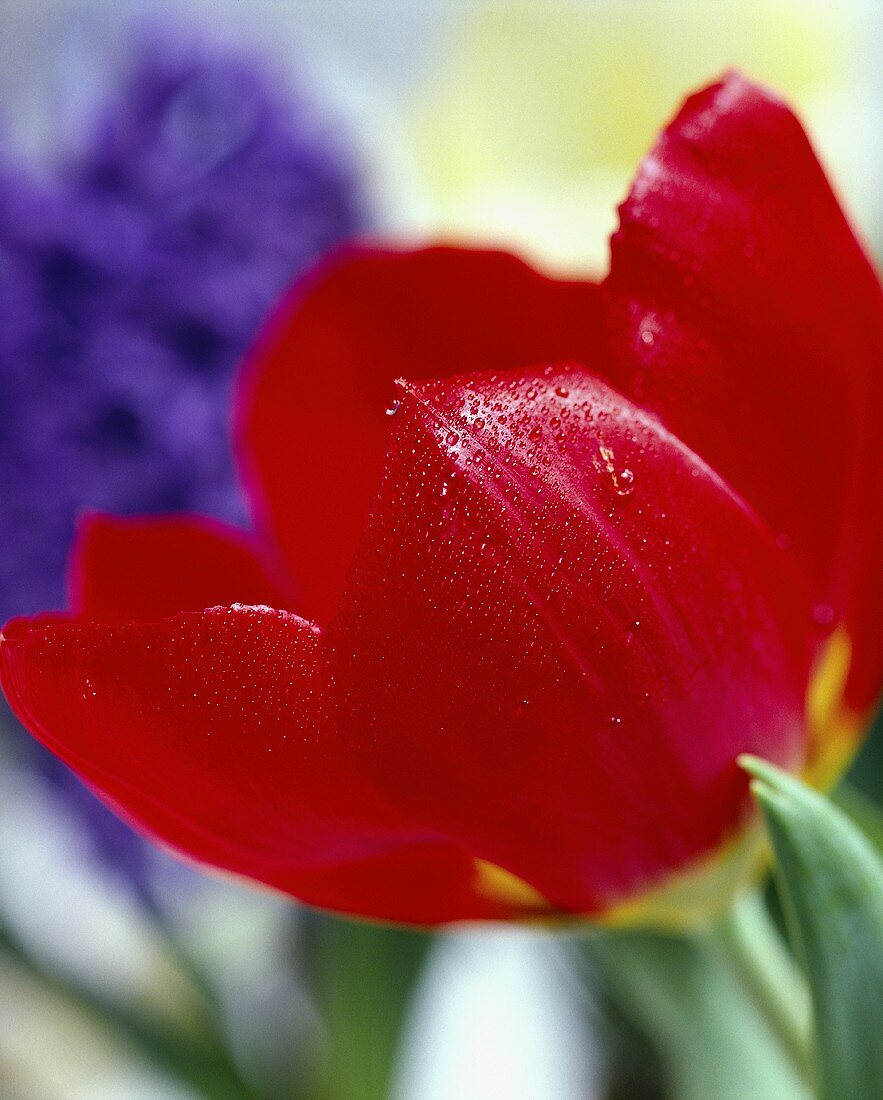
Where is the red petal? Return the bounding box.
[70,514,295,620]
[603,72,883,708]
[238,246,601,622]
[329,366,813,913]
[0,605,506,924]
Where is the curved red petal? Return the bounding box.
[70,514,295,620]
[329,366,813,914]
[603,72,883,708]
[238,245,601,621]
[0,605,503,924]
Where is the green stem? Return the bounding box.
[716,891,812,1081]
[580,892,815,1100]
[302,914,432,1100]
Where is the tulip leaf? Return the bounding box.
[833,781,883,854]
[741,756,883,1100]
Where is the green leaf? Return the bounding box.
[741,756,883,1100]
[833,782,883,854]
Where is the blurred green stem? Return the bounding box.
[583,889,813,1100]
[717,891,812,1079]
[302,915,432,1100]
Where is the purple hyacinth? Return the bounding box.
[0,37,365,895]
[0,38,365,621]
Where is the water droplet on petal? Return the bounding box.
[812,603,835,627]
[615,468,635,496]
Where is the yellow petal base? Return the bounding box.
[473,858,550,913]
[596,823,769,931]
[804,626,864,791]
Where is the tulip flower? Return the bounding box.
[2,73,880,926]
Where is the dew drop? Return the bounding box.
[385,400,400,416]
[615,468,635,496]
[597,445,636,497]
[812,603,835,627]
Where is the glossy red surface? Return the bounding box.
[330,368,810,910]
[3,74,879,923]
[70,513,294,619]
[238,246,601,621]
[603,74,883,706]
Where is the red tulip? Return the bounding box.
[2,73,880,926]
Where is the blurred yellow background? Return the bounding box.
[408,0,881,270]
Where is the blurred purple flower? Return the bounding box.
[0,39,365,621]
[0,37,365,895]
